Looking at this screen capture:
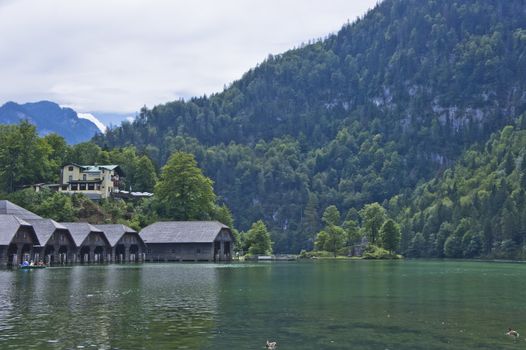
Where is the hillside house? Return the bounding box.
[59,164,123,200]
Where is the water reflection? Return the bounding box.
[0,271,14,334]
[0,265,220,349]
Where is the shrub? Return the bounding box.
[363,244,399,259]
[298,250,335,259]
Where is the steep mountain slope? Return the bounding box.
[394,117,526,259]
[0,101,100,144]
[95,0,526,252]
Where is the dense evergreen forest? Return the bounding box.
[93,0,526,254]
[396,117,526,259]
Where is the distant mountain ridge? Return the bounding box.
[0,101,101,144]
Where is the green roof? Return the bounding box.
[82,165,119,172]
[64,164,123,176]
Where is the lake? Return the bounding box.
[0,260,524,349]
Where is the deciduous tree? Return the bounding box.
[245,220,272,255]
[360,203,387,244]
[154,151,216,220]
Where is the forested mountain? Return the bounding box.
[0,101,100,144]
[395,118,526,259]
[95,0,526,252]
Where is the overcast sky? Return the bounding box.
[0,0,377,114]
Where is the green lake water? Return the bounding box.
[0,260,525,349]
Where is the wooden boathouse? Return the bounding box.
[25,219,76,264]
[140,221,234,262]
[0,215,40,266]
[0,200,235,266]
[96,224,146,263]
[61,222,112,263]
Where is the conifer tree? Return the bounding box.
[380,219,400,253]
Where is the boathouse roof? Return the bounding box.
[60,222,105,247]
[25,219,71,246]
[0,214,39,245]
[140,221,231,243]
[96,224,141,247]
[0,200,42,220]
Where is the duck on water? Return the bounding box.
[266,340,277,349]
[506,328,519,339]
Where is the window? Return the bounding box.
[68,166,73,171]
[79,184,86,190]
[83,174,87,180]
[196,248,201,254]
[88,184,94,190]
[68,175,73,182]
[71,184,78,190]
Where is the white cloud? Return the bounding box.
[0,0,377,113]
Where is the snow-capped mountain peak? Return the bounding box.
[77,112,107,133]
